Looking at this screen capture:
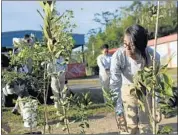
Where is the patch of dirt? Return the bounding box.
[39,113,178,134]
[4,112,177,134]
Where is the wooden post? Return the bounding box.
[152,1,160,134]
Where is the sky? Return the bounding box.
[2,1,132,35]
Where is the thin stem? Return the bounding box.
[43,63,48,134]
[146,95,155,122]
[152,1,160,134]
[66,120,70,135]
[63,106,70,134]
[30,112,32,134]
[45,77,50,104]
[46,76,51,133]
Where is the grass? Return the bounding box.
[38,103,112,125]
[2,103,112,134]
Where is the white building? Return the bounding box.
[148,33,177,68]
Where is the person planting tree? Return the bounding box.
[110,24,160,134]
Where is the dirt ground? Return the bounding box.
[48,113,177,134]
[3,112,177,134]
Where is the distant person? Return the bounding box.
[4,34,34,114]
[13,34,34,74]
[1,55,10,107]
[23,34,34,45]
[23,34,33,73]
[13,34,33,53]
[2,65,29,115]
[97,44,112,102]
[110,24,160,134]
[47,55,67,109]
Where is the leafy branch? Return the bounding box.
[131,62,175,134]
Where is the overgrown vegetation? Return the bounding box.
[86,1,177,68]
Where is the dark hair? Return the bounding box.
[24,34,31,43]
[101,44,109,49]
[24,34,30,39]
[1,54,10,67]
[125,24,148,64]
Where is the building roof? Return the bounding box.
[2,30,85,49]
[147,33,177,46]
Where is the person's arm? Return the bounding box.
[97,55,106,71]
[110,51,123,115]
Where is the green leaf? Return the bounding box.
[144,67,152,72]
[62,127,67,131]
[161,73,173,96]
[79,123,84,128]
[59,116,65,121]
[162,73,173,86]
[39,1,45,9]
[37,9,44,19]
[157,125,173,134]
[164,83,173,97]
[84,92,89,100]
[88,101,92,105]
[69,120,76,124]
[138,100,145,112]
[50,1,54,12]
[44,18,49,28]
[55,50,63,58]
[85,122,89,128]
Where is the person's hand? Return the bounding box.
[117,113,124,121]
[117,113,128,132]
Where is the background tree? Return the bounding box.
[86,1,177,70]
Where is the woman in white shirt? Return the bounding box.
[110,25,160,134]
[97,44,112,102]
